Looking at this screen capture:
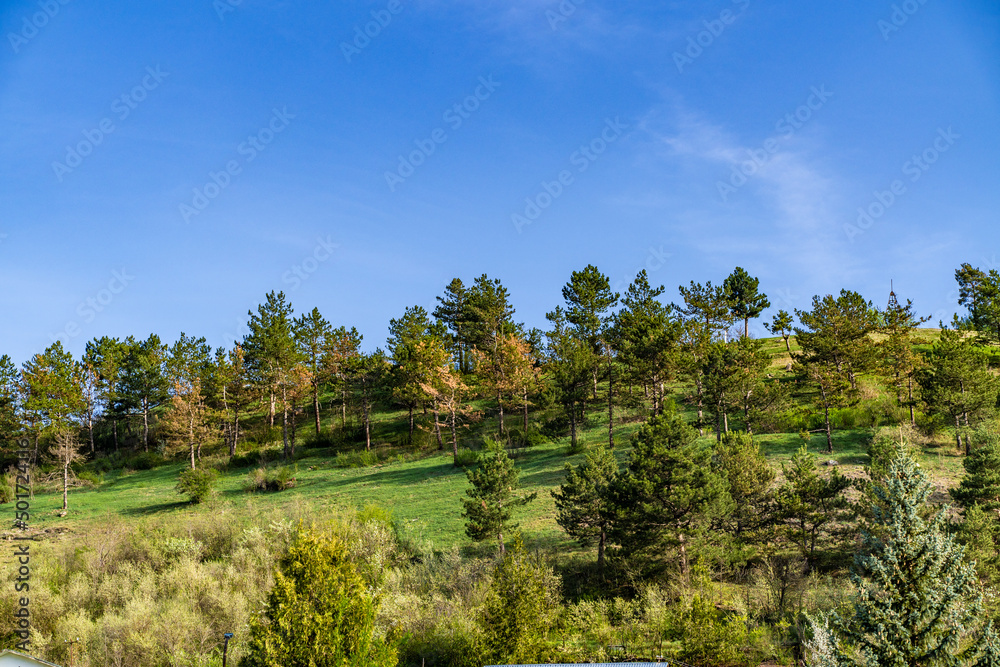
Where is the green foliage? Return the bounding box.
[608,408,733,578]
[552,443,618,566]
[714,431,775,545]
[956,504,1000,586]
[452,447,480,468]
[775,446,851,568]
[245,465,296,493]
[241,524,397,667]
[461,439,536,552]
[952,426,1000,511]
[826,446,998,667]
[723,266,770,338]
[176,467,219,503]
[671,593,769,667]
[478,538,562,665]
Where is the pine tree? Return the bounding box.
[765,309,795,353]
[714,431,775,544]
[824,446,1000,667]
[552,443,618,567]
[461,440,536,553]
[918,328,999,454]
[723,266,770,338]
[293,307,334,436]
[242,524,397,667]
[951,429,1000,512]
[608,407,732,581]
[433,277,471,373]
[119,334,169,452]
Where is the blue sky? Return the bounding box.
[1,0,998,364]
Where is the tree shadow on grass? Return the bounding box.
[119,500,191,516]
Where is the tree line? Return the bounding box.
[2,262,999,477]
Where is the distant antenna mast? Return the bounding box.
[888,279,899,309]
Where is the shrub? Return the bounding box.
[175,467,219,504]
[128,452,165,471]
[242,524,397,667]
[334,449,380,469]
[245,466,296,493]
[453,448,480,468]
[0,472,12,503]
[230,446,282,469]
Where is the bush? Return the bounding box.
[230,446,282,469]
[129,452,165,471]
[334,449,380,468]
[0,472,13,504]
[453,448,480,468]
[245,465,296,493]
[175,467,219,504]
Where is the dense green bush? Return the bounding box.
[453,448,480,467]
[176,467,219,503]
[245,465,296,493]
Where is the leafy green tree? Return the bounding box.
[346,350,389,451]
[608,407,732,581]
[118,334,169,451]
[50,428,85,511]
[433,277,471,373]
[822,446,1000,667]
[324,326,363,431]
[918,328,1000,454]
[293,307,334,436]
[775,445,851,570]
[461,440,536,553]
[795,291,880,453]
[0,355,22,449]
[714,431,775,545]
[723,266,770,338]
[562,264,619,401]
[243,291,302,458]
[545,307,593,450]
[20,342,84,460]
[674,280,732,432]
[956,504,1000,587]
[552,444,618,567]
[478,538,561,665]
[611,270,678,415]
[242,524,397,667]
[464,274,519,433]
[84,336,127,451]
[880,292,930,425]
[387,305,444,444]
[955,262,1000,344]
[951,429,1000,511]
[765,309,795,354]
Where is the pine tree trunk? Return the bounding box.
[821,383,833,454]
[408,405,414,446]
[570,400,577,449]
[907,375,916,425]
[281,385,290,460]
[784,335,791,353]
[88,416,95,456]
[523,388,529,435]
[63,461,69,511]
[450,395,458,460]
[597,528,606,569]
[363,384,371,451]
[723,412,729,433]
[432,398,443,450]
[696,375,705,436]
[230,411,239,457]
[313,382,321,436]
[679,533,689,586]
[269,390,275,427]
[341,389,347,430]
[142,396,150,452]
[744,317,749,339]
[497,391,505,437]
[607,353,614,448]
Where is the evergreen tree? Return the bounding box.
[713,431,775,544]
[478,538,561,665]
[562,264,619,401]
[775,445,851,570]
[243,291,301,458]
[386,305,443,444]
[954,263,1000,345]
[242,524,397,667]
[951,429,1000,511]
[20,341,85,460]
[84,336,127,451]
[824,447,1000,667]
[723,266,770,338]
[433,277,471,373]
[918,328,999,454]
[346,350,389,451]
[293,307,334,436]
[552,443,618,567]
[464,274,518,433]
[461,440,536,553]
[0,355,21,448]
[608,407,732,580]
[765,309,795,354]
[879,293,930,425]
[545,307,593,450]
[118,334,169,452]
